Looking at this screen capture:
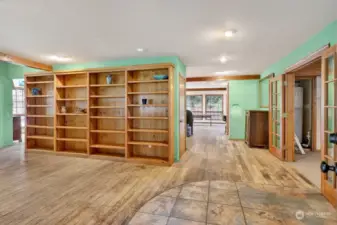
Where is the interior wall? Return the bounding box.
[186,90,227,116]
[0,62,42,148]
[53,56,186,161]
[259,20,337,107]
[228,80,259,140]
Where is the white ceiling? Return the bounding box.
[0,0,336,77]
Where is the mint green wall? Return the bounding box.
[229,80,259,140]
[53,56,186,161]
[260,20,337,107]
[0,63,45,148]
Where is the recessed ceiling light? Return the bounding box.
[215,70,237,75]
[224,29,236,37]
[46,55,72,62]
[137,48,145,52]
[219,56,227,63]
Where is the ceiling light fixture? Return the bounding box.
[137,48,145,52]
[46,55,72,62]
[219,56,227,63]
[224,29,236,37]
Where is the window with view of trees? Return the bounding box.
[12,79,25,116]
[205,95,223,120]
[186,95,202,116]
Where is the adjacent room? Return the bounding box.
[0,1,337,224]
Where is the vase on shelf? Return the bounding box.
[142,98,147,105]
[106,75,112,84]
[61,106,67,113]
[31,88,41,95]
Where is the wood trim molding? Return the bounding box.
[186,74,260,82]
[186,88,226,92]
[0,52,52,71]
[285,44,330,73]
[260,73,274,82]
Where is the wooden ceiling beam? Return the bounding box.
[186,74,260,82]
[0,52,52,71]
[186,88,226,92]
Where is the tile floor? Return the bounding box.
[128,180,337,225]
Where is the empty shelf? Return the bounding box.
[56,113,88,116]
[91,144,125,149]
[27,95,53,98]
[91,130,125,134]
[26,81,54,84]
[90,106,124,109]
[128,141,168,147]
[128,104,168,107]
[56,126,87,130]
[27,105,52,108]
[26,115,54,118]
[57,138,88,142]
[26,125,54,129]
[128,91,168,95]
[128,80,168,84]
[90,95,124,98]
[27,135,54,140]
[128,117,168,120]
[57,98,87,101]
[56,85,87,88]
[90,84,125,87]
[128,129,168,133]
[91,116,124,119]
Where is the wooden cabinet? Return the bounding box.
[13,116,22,142]
[245,110,268,148]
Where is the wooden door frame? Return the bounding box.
[179,74,186,159]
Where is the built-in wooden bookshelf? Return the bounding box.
[25,73,55,152]
[25,64,174,165]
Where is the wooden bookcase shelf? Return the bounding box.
[25,73,55,152]
[25,64,174,165]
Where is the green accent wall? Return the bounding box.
[0,63,42,148]
[260,20,337,107]
[53,56,186,161]
[229,80,259,140]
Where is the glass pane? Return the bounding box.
[325,133,334,158]
[276,121,281,135]
[205,95,223,121]
[276,136,281,149]
[272,93,277,107]
[272,134,276,147]
[186,95,202,116]
[327,159,335,186]
[326,82,335,106]
[327,108,334,132]
[272,121,276,132]
[326,56,335,81]
[277,93,281,108]
[276,80,281,94]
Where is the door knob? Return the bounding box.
[320,161,337,174]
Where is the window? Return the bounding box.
[186,95,203,116]
[205,95,223,120]
[12,79,25,116]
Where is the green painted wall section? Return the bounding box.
[229,80,259,140]
[53,56,186,161]
[260,20,337,107]
[0,63,42,148]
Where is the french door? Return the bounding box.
[269,75,285,160]
[321,45,337,206]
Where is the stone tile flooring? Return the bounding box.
[128,180,337,225]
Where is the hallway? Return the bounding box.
[0,125,335,224]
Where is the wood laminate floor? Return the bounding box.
[0,125,335,224]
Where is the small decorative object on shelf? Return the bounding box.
[153,74,168,80]
[106,74,113,84]
[61,106,67,113]
[75,107,87,114]
[31,87,41,95]
[142,98,147,105]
